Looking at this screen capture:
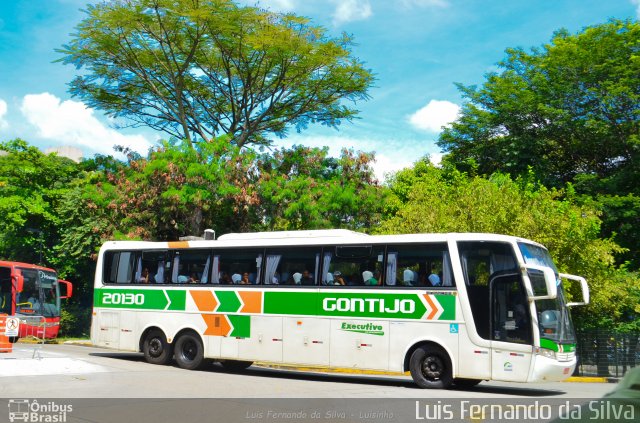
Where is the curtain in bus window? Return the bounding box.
[265,255,281,284]
[442,252,452,286]
[135,256,142,282]
[201,256,210,283]
[314,254,320,284]
[490,254,516,274]
[460,253,470,285]
[321,252,332,285]
[256,255,263,285]
[211,255,220,284]
[386,252,397,285]
[117,252,134,283]
[155,262,164,284]
[172,256,181,283]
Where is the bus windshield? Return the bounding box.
[518,243,576,345]
[16,268,61,318]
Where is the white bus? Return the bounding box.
[91,230,589,388]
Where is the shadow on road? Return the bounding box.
[88,351,567,397]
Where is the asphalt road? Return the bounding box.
[0,343,615,399]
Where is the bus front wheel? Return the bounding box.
[143,329,173,365]
[409,345,453,389]
[174,332,206,370]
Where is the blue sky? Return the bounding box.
[0,0,638,178]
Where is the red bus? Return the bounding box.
[0,261,72,339]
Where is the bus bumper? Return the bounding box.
[529,355,576,382]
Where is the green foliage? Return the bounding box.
[59,302,92,338]
[0,139,82,265]
[379,160,640,330]
[256,146,384,231]
[58,0,373,148]
[438,19,640,270]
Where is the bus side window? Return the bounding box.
[212,250,264,285]
[327,245,384,287]
[385,243,453,288]
[264,247,321,285]
[104,251,135,284]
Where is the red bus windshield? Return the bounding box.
[15,267,61,318]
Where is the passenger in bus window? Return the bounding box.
[402,268,414,286]
[220,272,232,285]
[241,273,251,284]
[333,271,346,286]
[301,270,314,285]
[138,268,150,283]
[231,273,242,284]
[188,273,199,283]
[363,270,377,286]
[428,265,441,286]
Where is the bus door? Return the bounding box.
[489,271,533,382]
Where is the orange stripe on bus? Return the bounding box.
[423,294,438,320]
[239,291,262,314]
[190,291,218,312]
[201,314,231,336]
[168,241,190,249]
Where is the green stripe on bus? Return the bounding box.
[263,292,317,315]
[94,288,185,310]
[95,288,456,321]
[437,295,456,321]
[216,290,242,313]
[228,315,250,337]
[540,338,576,353]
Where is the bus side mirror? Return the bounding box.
[58,280,73,299]
[559,273,589,306]
[523,265,558,300]
[13,272,24,293]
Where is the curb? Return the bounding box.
[256,363,616,383]
[255,362,409,377]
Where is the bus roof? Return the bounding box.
[98,231,547,251]
[0,261,57,273]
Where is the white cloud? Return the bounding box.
[332,0,372,25]
[408,99,461,133]
[20,93,153,156]
[633,0,640,19]
[0,99,8,130]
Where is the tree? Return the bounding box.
[439,19,639,188]
[256,146,384,230]
[58,0,373,148]
[438,19,640,267]
[378,159,640,331]
[0,139,82,265]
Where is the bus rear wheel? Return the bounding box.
[409,345,453,389]
[143,329,173,365]
[219,360,253,372]
[174,332,206,370]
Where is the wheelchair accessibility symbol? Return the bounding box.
[449,323,459,334]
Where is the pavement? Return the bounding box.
[0,339,615,383]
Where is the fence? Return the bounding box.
[575,329,640,378]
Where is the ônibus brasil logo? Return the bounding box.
[7,399,72,423]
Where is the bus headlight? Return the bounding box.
[535,347,556,360]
